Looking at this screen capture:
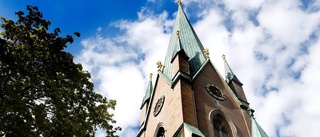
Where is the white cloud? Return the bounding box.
[258,0,320,45]
[222,0,263,11]
[75,0,320,136]
[97,27,102,32]
[75,10,171,137]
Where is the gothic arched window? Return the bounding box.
[156,127,165,137]
[212,114,232,137]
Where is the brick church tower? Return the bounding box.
[138,1,268,137]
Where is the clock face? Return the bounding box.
[206,84,225,101]
[153,96,165,117]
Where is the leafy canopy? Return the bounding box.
[0,5,121,136]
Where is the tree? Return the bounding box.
[0,5,121,136]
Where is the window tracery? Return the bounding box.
[212,114,232,137]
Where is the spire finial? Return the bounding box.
[178,0,182,7]
[156,61,163,71]
[149,73,153,81]
[222,54,226,61]
[203,49,210,58]
[176,30,180,38]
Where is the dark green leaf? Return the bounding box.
[0,5,120,137]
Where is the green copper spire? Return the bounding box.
[252,118,268,137]
[223,55,242,84]
[141,73,153,108]
[162,1,206,78]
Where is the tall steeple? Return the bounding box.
[139,73,153,128]
[138,1,268,137]
[222,55,249,106]
[141,73,153,108]
[223,54,242,84]
[162,1,206,78]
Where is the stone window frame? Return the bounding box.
[208,109,237,137]
[153,122,166,137]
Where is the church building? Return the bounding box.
[138,1,268,136]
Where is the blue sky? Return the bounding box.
[2,0,320,137]
[1,0,149,53]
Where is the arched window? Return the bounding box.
[154,123,165,137]
[156,127,165,137]
[212,114,232,137]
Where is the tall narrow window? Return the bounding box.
[156,127,165,137]
[213,114,232,137]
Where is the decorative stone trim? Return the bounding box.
[153,96,165,117]
[206,84,226,101]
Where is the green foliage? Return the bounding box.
[0,5,121,136]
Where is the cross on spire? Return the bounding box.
[203,49,210,58]
[222,54,226,61]
[176,30,180,38]
[178,0,182,7]
[149,73,153,81]
[156,61,163,71]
